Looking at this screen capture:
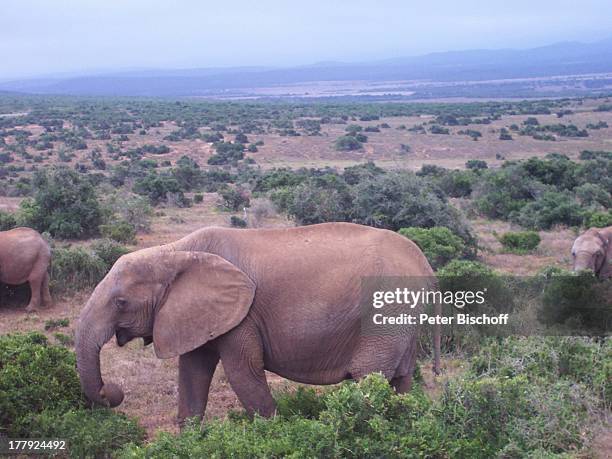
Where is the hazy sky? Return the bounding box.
[1,0,611,79]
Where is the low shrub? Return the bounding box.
[398,226,466,269]
[193,193,204,203]
[230,216,247,228]
[19,167,104,239]
[31,408,144,459]
[91,238,130,268]
[120,359,601,458]
[217,186,250,212]
[537,267,610,333]
[50,246,107,293]
[0,332,81,436]
[585,210,612,228]
[0,332,144,457]
[512,191,585,230]
[44,318,70,330]
[0,210,17,231]
[499,231,541,253]
[99,219,136,244]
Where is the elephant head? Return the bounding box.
[572,227,612,279]
[75,248,255,407]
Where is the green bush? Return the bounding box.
[230,216,247,228]
[91,238,130,268]
[277,177,353,225]
[398,226,466,269]
[99,219,136,244]
[472,165,543,220]
[537,267,610,333]
[0,210,17,231]
[50,246,108,293]
[352,171,475,250]
[466,159,487,170]
[469,337,611,405]
[512,191,585,230]
[499,231,541,253]
[0,332,144,457]
[31,408,144,459]
[0,332,81,436]
[193,193,204,203]
[585,210,612,228]
[19,167,104,239]
[121,360,601,458]
[217,186,250,212]
[437,260,511,325]
[334,135,363,151]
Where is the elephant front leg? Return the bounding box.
[178,346,220,428]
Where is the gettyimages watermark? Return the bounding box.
[359,276,611,337]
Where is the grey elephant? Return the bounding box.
[572,226,611,279]
[0,227,52,312]
[76,222,440,424]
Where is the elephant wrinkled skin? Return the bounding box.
[0,227,52,312]
[76,222,440,425]
[572,225,612,279]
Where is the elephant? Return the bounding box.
[76,222,440,425]
[0,227,52,312]
[572,225,612,279]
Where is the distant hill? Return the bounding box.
[1,38,611,98]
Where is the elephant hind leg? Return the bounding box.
[25,275,42,313]
[25,258,49,312]
[390,340,418,394]
[41,271,52,308]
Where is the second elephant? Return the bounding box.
[76,222,440,424]
[0,227,52,312]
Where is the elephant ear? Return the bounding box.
[153,252,255,359]
[598,228,612,279]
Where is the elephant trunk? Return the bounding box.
[573,253,594,273]
[75,305,124,408]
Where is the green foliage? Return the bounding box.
[31,408,144,459]
[275,176,353,225]
[0,210,17,231]
[537,267,610,332]
[465,159,487,170]
[121,348,603,459]
[335,135,363,151]
[230,216,247,228]
[512,191,585,229]
[44,317,70,330]
[50,242,128,293]
[0,332,144,457]
[0,332,81,436]
[499,231,541,253]
[90,238,130,268]
[193,193,204,203]
[20,167,104,239]
[352,171,475,250]
[217,186,250,212]
[133,172,189,206]
[398,227,466,269]
[585,210,612,228]
[472,165,543,220]
[99,219,136,243]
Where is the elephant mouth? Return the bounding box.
[115,329,153,347]
[115,328,134,347]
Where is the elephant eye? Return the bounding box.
[114,297,128,310]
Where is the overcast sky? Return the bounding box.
[1,0,611,79]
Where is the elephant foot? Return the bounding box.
[25,305,36,313]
